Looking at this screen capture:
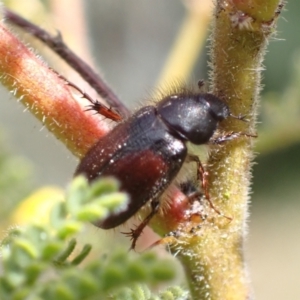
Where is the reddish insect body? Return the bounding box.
[75,90,231,248]
[3,9,249,249]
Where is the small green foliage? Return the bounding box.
[157,286,190,300]
[107,283,189,300]
[0,176,180,300]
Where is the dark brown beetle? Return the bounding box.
[3,9,253,250]
[75,88,237,249]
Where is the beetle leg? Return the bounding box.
[4,8,130,118]
[187,154,232,220]
[186,154,209,198]
[63,78,122,121]
[122,198,160,250]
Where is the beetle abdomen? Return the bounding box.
[75,106,187,228]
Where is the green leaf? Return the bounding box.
[56,221,82,239]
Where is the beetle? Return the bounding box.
[74,86,243,249]
[3,9,249,250]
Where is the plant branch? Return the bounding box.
[165,1,283,299]
[0,3,285,298]
[3,8,130,118]
[0,23,110,158]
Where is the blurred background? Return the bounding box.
[0,1,299,299]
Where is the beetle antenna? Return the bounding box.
[197,80,205,89]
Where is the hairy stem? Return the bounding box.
[0,24,110,158]
[0,2,284,298]
[4,8,130,118]
[169,1,283,299]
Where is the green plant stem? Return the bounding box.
[171,1,282,299]
[0,3,284,298]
